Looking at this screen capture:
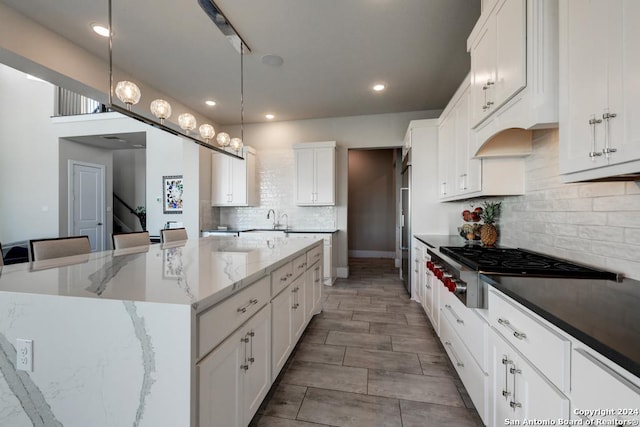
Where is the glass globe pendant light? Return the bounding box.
[178,113,197,135]
[150,99,172,124]
[230,137,243,153]
[199,124,215,144]
[115,81,141,111]
[216,132,230,148]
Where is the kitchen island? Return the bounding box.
[0,235,324,427]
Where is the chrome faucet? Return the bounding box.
[267,209,278,229]
[279,213,289,230]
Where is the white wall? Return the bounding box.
[218,110,442,275]
[0,64,59,243]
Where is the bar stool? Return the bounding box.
[112,231,150,250]
[29,236,91,261]
[160,228,188,243]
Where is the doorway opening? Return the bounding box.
[347,148,399,274]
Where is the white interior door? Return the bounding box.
[70,161,105,252]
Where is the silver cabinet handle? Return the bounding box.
[602,111,618,158]
[240,336,250,371]
[501,357,512,398]
[445,304,464,324]
[589,115,603,159]
[510,365,522,410]
[497,318,527,340]
[237,298,258,313]
[247,331,255,364]
[444,341,464,367]
[280,276,288,282]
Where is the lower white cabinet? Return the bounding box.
[198,304,271,427]
[571,347,640,424]
[272,257,322,382]
[489,327,569,425]
[305,260,322,321]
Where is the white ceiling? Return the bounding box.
[1,0,480,125]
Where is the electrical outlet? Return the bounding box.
[16,339,33,372]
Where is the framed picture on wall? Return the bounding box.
[163,175,184,214]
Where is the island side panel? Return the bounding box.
[0,292,191,427]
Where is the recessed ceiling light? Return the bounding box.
[91,23,110,38]
[265,114,275,120]
[205,100,217,107]
[373,84,386,92]
[261,54,284,67]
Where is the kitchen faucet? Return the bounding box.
[279,213,289,230]
[267,209,278,229]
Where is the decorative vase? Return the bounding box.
[480,224,498,247]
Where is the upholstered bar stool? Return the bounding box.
[160,228,188,243]
[29,236,91,261]
[112,231,150,250]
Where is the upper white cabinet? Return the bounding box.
[559,0,640,182]
[212,146,258,206]
[294,141,336,206]
[470,0,526,126]
[467,0,558,154]
[438,77,526,201]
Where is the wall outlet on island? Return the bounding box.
[16,339,33,372]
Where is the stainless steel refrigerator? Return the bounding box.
[400,150,411,293]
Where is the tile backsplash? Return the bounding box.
[497,129,640,280]
[217,149,337,230]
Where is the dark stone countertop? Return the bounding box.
[481,274,640,378]
[413,234,463,249]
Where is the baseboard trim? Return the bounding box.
[348,250,395,259]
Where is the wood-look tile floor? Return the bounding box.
[250,258,484,427]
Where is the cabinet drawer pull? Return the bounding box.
[280,276,288,282]
[237,298,259,313]
[445,304,464,325]
[444,341,464,367]
[509,400,522,409]
[497,318,527,340]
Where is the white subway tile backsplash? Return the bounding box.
[498,129,640,280]
[577,182,626,198]
[578,225,624,243]
[607,212,640,228]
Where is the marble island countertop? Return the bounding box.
[0,235,322,312]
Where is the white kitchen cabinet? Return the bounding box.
[470,0,526,127]
[439,78,521,202]
[571,347,640,424]
[290,233,333,285]
[305,260,322,321]
[466,0,558,156]
[294,141,336,206]
[198,304,271,427]
[559,0,640,182]
[489,328,570,425]
[411,239,425,303]
[291,275,306,341]
[437,113,456,199]
[211,146,258,206]
[271,282,294,379]
[423,256,438,332]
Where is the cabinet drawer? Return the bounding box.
[440,313,488,423]
[488,290,570,391]
[292,254,307,280]
[571,348,640,422]
[271,262,294,297]
[198,276,270,360]
[306,245,322,267]
[440,288,488,371]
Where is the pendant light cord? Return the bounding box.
[240,41,244,144]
